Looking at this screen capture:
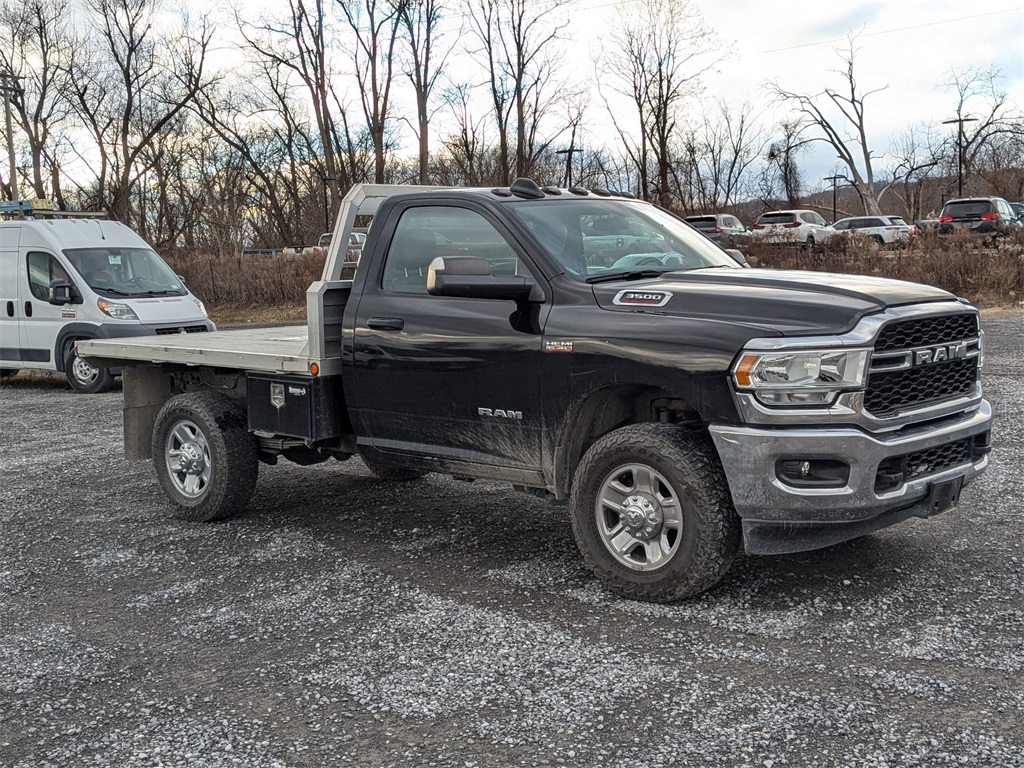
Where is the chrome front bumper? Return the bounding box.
[709,400,992,554]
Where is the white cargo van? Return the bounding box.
[0,204,214,393]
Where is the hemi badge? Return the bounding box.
[612,289,672,308]
[545,340,573,353]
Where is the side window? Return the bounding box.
[833,220,848,231]
[26,252,70,301]
[811,213,826,226]
[382,206,525,295]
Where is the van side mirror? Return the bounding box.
[48,280,75,305]
[725,249,749,267]
[427,256,542,302]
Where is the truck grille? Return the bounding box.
[154,325,210,335]
[865,313,979,418]
[873,313,978,352]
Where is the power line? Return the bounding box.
[761,6,1024,54]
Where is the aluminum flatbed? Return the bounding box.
[79,325,317,375]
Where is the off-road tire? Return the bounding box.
[570,423,740,602]
[152,392,258,522]
[65,343,114,394]
[361,456,427,482]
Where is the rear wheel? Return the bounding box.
[65,343,114,394]
[570,423,740,602]
[152,392,258,522]
[872,235,885,247]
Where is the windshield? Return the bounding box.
[64,247,185,296]
[509,199,739,280]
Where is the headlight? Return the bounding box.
[733,349,870,406]
[97,298,139,320]
[193,297,207,317]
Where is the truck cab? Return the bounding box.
[1,202,214,392]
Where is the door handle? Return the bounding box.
[24,301,33,318]
[367,317,404,331]
[5,301,13,317]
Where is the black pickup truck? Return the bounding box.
[81,179,992,602]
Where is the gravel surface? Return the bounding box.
[2,312,1022,767]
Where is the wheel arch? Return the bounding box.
[54,324,101,373]
[553,383,703,499]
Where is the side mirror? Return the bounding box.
[176,274,187,285]
[725,249,749,267]
[427,256,541,302]
[48,280,75,305]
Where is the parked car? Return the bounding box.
[749,210,835,247]
[831,215,914,246]
[1009,202,1024,222]
[937,197,1023,239]
[914,219,940,233]
[684,214,750,249]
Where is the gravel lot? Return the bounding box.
[2,312,1022,768]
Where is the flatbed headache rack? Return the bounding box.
[0,199,108,220]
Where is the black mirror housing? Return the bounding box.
[427,256,540,302]
[48,280,75,305]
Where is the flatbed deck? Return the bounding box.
[79,325,319,375]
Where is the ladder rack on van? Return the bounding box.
[0,199,108,220]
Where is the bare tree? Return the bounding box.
[600,0,721,206]
[770,33,886,215]
[397,0,453,184]
[0,0,76,204]
[757,119,807,209]
[675,100,769,212]
[239,0,356,224]
[338,0,402,184]
[943,66,1024,196]
[65,0,213,223]
[468,0,572,184]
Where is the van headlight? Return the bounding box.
[97,298,140,320]
[193,297,207,317]
[733,349,870,406]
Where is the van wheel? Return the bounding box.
[65,344,114,394]
[361,456,426,481]
[570,424,740,603]
[152,392,258,522]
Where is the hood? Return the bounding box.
[121,294,208,325]
[592,269,956,335]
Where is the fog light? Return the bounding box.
[777,458,850,488]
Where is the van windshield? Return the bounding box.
[64,247,185,296]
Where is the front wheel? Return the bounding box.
[152,392,258,522]
[570,424,740,602]
[805,235,816,251]
[65,344,114,394]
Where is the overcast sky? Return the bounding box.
[574,0,1024,188]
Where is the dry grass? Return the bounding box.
[169,232,1024,325]
[744,231,1024,308]
[164,251,324,325]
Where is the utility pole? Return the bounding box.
[941,116,978,197]
[0,71,24,202]
[823,175,845,223]
[555,146,583,188]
